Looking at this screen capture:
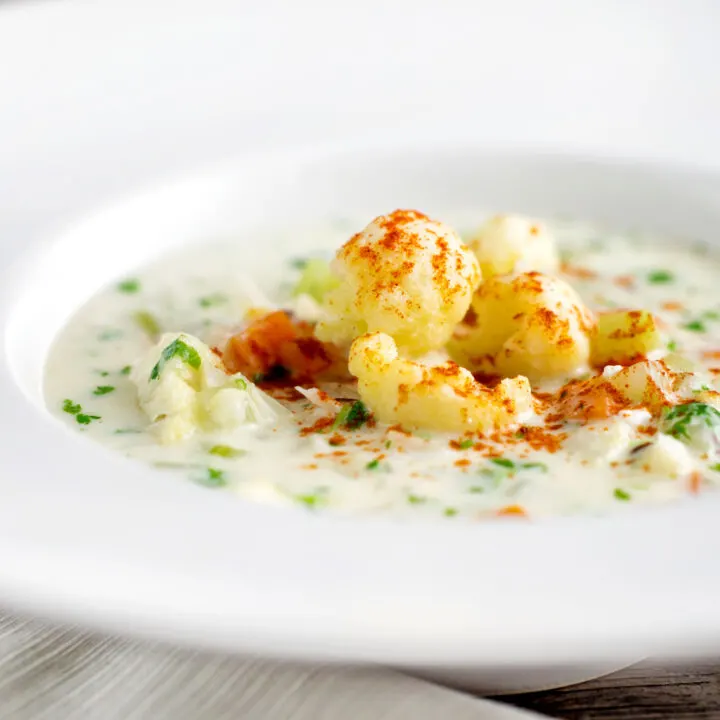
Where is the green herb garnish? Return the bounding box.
[469,486,485,494]
[704,310,720,321]
[198,293,228,309]
[208,444,246,458]
[667,339,679,352]
[117,278,141,294]
[234,377,248,390]
[62,399,82,415]
[197,467,227,488]
[296,491,327,508]
[710,463,720,472]
[683,320,707,333]
[458,438,474,450]
[366,458,381,470]
[647,270,674,284]
[114,428,142,434]
[660,402,720,441]
[490,457,515,469]
[95,370,110,377]
[521,462,548,471]
[63,399,101,425]
[149,337,201,381]
[133,310,161,338]
[120,365,132,376]
[93,385,115,396]
[332,400,371,430]
[407,494,427,505]
[444,507,458,517]
[614,488,631,501]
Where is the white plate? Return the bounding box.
[1,0,720,694]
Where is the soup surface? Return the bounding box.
[45,213,720,519]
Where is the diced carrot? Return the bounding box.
[689,471,702,494]
[496,505,527,517]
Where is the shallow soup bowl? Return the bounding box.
[2,142,720,693]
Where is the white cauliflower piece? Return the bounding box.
[448,272,595,381]
[565,417,637,465]
[467,215,559,277]
[603,360,684,412]
[348,332,533,434]
[315,209,481,356]
[130,332,288,443]
[629,434,695,478]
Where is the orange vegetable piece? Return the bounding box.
[223,310,344,382]
[496,505,527,517]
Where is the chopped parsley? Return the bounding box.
[117,278,141,294]
[407,494,427,505]
[666,339,679,352]
[385,439,392,449]
[197,467,227,488]
[114,428,142,434]
[366,458,381,470]
[233,376,248,390]
[62,399,100,425]
[198,293,228,309]
[62,399,82,415]
[444,507,458,517]
[683,319,707,333]
[133,310,161,338]
[149,337,201,381]
[692,385,712,394]
[332,400,371,430]
[95,370,110,377]
[711,464,720,472]
[704,310,720,321]
[120,365,132,376]
[660,402,720,442]
[647,270,674,284]
[458,438,474,450]
[614,488,631,501]
[521,462,548,472]
[290,258,309,270]
[490,457,514,469]
[469,486,485,494]
[296,490,328,508]
[93,385,115,396]
[208,444,246,458]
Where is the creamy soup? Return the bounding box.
[44,214,720,519]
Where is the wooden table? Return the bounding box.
[502,661,720,719]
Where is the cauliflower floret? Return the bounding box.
[130,332,287,443]
[448,272,595,381]
[315,209,481,356]
[467,215,559,277]
[591,310,663,367]
[629,433,695,478]
[348,332,533,433]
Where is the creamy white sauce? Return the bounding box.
[44,218,720,519]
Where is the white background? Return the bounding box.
[0,0,719,246]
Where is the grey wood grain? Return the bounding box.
[503,661,720,719]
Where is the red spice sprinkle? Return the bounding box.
[301,464,318,470]
[454,458,471,468]
[300,416,334,436]
[328,434,346,446]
